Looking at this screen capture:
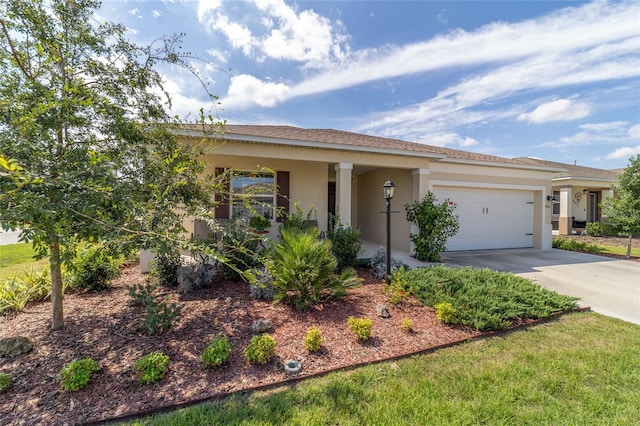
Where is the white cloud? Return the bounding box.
[579,121,628,132]
[151,9,162,19]
[197,0,222,21]
[292,1,639,98]
[197,0,349,68]
[225,74,290,108]
[128,8,142,18]
[424,133,478,148]
[211,14,254,56]
[606,145,640,159]
[206,48,228,64]
[628,124,640,139]
[460,137,479,147]
[257,0,348,67]
[517,99,591,124]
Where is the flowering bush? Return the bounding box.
[405,191,460,262]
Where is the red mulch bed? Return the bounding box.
[0,267,484,425]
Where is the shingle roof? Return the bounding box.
[514,157,622,181]
[192,124,553,168]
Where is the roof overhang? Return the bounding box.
[552,176,618,183]
[438,157,566,173]
[176,128,447,161]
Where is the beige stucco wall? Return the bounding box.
[181,136,558,251]
[199,153,328,236]
[357,168,415,252]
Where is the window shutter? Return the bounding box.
[276,171,290,222]
[215,167,230,219]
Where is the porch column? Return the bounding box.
[559,186,572,235]
[411,168,430,253]
[412,168,430,201]
[335,163,353,226]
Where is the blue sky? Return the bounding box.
[98,0,640,169]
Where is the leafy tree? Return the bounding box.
[601,154,640,258]
[0,0,223,330]
[405,191,460,262]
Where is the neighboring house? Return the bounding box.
[515,158,622,235]
[175,125,564,256]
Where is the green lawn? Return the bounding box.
[128,312,640,425]
[599,244,640,258]
[0,243,48,280]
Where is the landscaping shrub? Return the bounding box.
[0,267,52,315]
[382,267,412,304]
[134,351,170,384]
[327,214,362,271]
[406,266,578,331]
[249,215,270,231]
[278,203,317,236]
[304,326,323,352]
[125,281,182,335]
[585,222,604,237]
[401,318,413,333]
[434,302,457,324]
[405,191,460,261]
[368,246,405,279]
[0,373,11,393]
[213,219,263,281]
[142,298,182,335]
[57,358,100,391]
[125,281,157,307]
[255,228,362,311]
[347,316,373,341]
[69,245,122,292]
[244,334,276,364]
[552,237,603,254]
[152,250,182,287]
[201,335,232,367]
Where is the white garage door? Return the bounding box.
[433,187,534,251]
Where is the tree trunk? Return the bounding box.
[626,235,632,259]
[49,241,64,330]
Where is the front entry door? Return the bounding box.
[328,182,336,216]
[587,192,600,223]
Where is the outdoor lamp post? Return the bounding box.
[383,178,395,280]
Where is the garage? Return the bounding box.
[432,186,534,251]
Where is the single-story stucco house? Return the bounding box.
[174,125,568,256]
[514,158,622,235]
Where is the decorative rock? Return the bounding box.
[283,360,302,375]
[0,336,34,358]
[250,318,273,334]
[376,304,390,318]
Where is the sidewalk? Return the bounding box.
[0,230,23,246]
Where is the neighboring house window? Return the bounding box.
[231,170,275,219]
[552,190,560,215]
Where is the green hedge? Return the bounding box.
[407,266,578,331]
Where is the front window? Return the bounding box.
[552,190,560,215]
[231,170,275,220]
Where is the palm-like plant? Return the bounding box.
[265,228,361,310]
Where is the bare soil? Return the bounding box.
[0,267,482,425]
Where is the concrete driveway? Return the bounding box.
[440,248,640,326]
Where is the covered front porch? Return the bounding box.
[551,184,614,235]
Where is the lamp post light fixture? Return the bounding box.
[383,178,395,280]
